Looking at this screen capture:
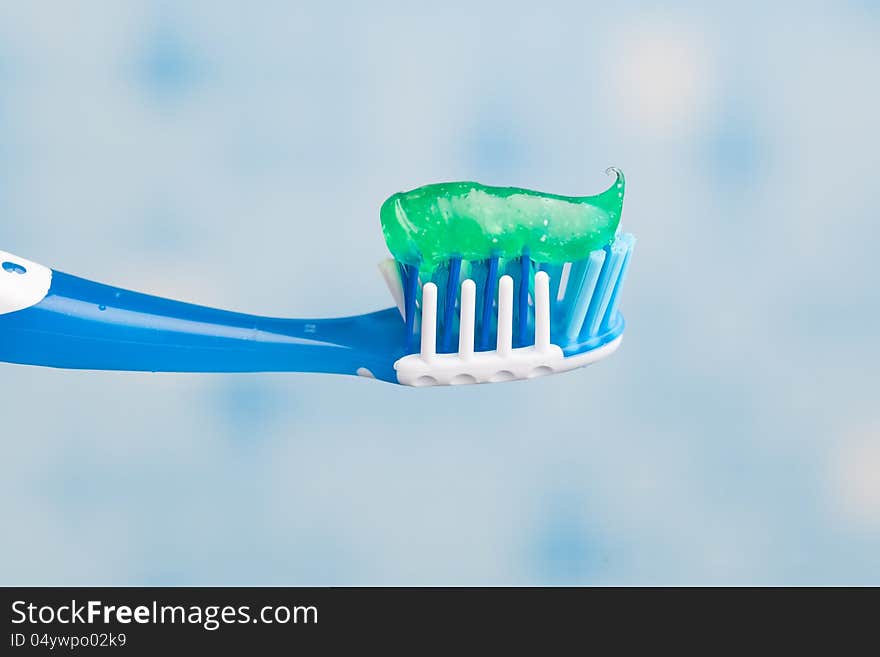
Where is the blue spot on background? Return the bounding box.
[135,20,202,102]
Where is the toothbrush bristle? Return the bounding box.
[387,233,635,360]
[402,264,419,351]
[563,250,605,342]
[440,257,461,353]
[479,255,499,351]
[516,254,530,347]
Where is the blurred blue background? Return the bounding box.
[1,1,878,585]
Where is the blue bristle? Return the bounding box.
[582,238,628,338]
[562,259,588,308]
[403,263,419,351]
[431,265,447,335]
[580,246,613,339]
[441,257,461,352]
[396,261,408,298]
[599,234,635,334]
[558,258,587,329]
[539,262,564,307]
[562,249,606,342]
[479,256,499,350]
[469,260,488,334]
[516,254,531,346]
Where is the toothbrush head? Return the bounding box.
[377,170,634,386]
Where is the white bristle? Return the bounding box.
[496,275,513,355]
[458,278,476,358]
[420,282,437,360]
[534,270,551,351]
[378,259,406,319]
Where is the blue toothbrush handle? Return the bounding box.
[0,250,405,379]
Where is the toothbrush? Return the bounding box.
[0,171,634,386]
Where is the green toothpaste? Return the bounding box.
[381,168,624,269]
